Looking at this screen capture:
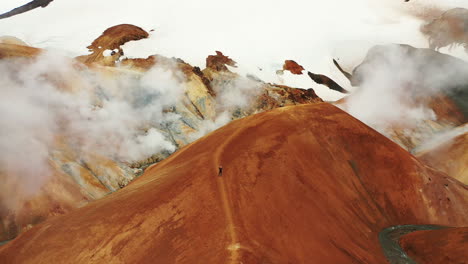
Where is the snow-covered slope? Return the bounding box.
[1,0,468,100]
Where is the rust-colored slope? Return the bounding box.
[400,227,468,264]
[0,103,467,263]
[417,131,468,184]
[0,167,90,241]
[0,35,326,241]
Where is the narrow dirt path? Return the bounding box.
[212,124,251,264]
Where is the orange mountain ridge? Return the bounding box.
[1,103,466,263]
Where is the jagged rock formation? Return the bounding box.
[400,227,468,264]
[0,26,323,241]
[0,103,467,263]
[282,60,304,75]
[205,51,237,72]
[76,24,149,66]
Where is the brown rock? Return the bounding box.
[120,55,157,70]
[282,60,305,75]
[267,84,323,105]
[206,51,237,72]
[88,24,149,53]
[76,24,149,66]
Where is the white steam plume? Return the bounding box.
[188,74,264,139]
[343,44,468,129]
[414,124,468,154]
[0,51,184,205]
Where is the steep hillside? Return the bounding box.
[415,125,468,184]
[0,25,323,241]
[400,227,468,264]
[1,103,466,263]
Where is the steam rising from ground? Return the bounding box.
[343,45,468,129]
[214,77,262,110]
[0,0,468,204]
[414,124,468,154]
[0,52,186,199]
[0,50,264,205]
[189,75,263,140]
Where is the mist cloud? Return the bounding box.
[342,44,468,129]
[0,52,186,206]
